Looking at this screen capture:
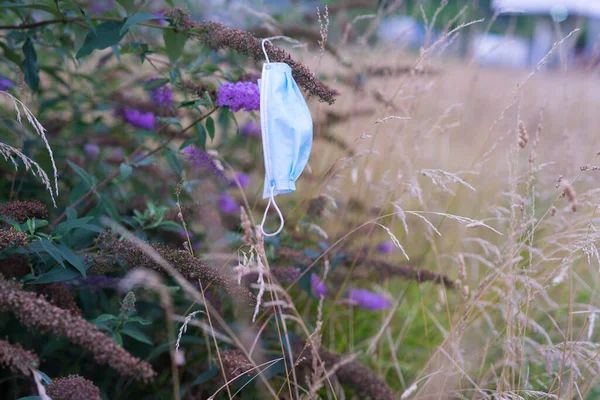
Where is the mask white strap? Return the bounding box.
[259,185,284,237]
[261,39,273,64]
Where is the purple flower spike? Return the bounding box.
[123,108,156,130]
[230,172,250,188]
[240,120,261,137]
[216,81,260,112]
[83,143,100,160]
[218,193,239,214]
[89,0,115,14]
[348,288,391,311]
[181,146,228,182]
[311,274,327,298]
[0,78,13,91]
[154,12,168,27]
[148,78,173,107]
[376,240,395,254]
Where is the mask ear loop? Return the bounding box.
[259,185,284,237]
[261,39,273,64]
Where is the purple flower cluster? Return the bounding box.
[240,120,261,137]
[181,146,228,182]
[216,81,259,112]
[89,0,115,14]
[122,108,156,130]
[230,172,250,188]
[348,288,391,311]
[311,274,327,297]
[0,78,13,91]
[376,240,395,254]
[83,143,100,160]
[148,78,173,107]
[218,193,239,214]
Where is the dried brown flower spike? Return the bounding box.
[518,120,529,149]
[0,339,39,376]
[47,375,101,400]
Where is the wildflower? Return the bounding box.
[148,78,173,107]
[0,339,39,375]
[230,172,250,188]
[89,0,115,14]
[240,120,261,137]
[0,278,156,381]
[216,81,259,112]
[0,200,48,222]
[218,193,239,214]
[348,288,391,310]
[47,375,101,400]
[83,143,100,160]
[0,77,13,91]
[181,146,228,182]
[153,12,168,27]
[376,240,394,254]
[122,108,156,130]
[0,228,28,251]
[311,273,326,297]
[39,283,81,316]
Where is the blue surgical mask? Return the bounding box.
[258,39,313,236]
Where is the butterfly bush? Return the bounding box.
[0,77,13,91]
[122,108,156,130]
[240,120,261,137]
[148,78,173,107]
[349,288,391,311]
[219,193,239,214]
[83,143,100,160]
[311,274,327,297]
[230,172,250,188]
[216,81,260,112]
[376,240,395,254]
[181,146,228,182]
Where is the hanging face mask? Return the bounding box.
[258,39,313,237]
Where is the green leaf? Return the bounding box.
[144,77,169,90]
[91,314,119,324]
[191,367,219,387]
[117,0,136,13]
[0,2,61,16]
[121,12,157,34]
[121,325,153,345]
[156,117,182,129]
[163,30,187,63]
[76,21,128,59]
[20,40,39,92]
[206,117,215,141]
[126,316,152,325]
[118,163,133,182]
[179,137,198,151]
[29,264,81,284]
[67,160,95,188]
[17,396,42,400]
[112,331,123,346]
[196,124,207,150]
[57,244,86,277]
[39,239,65,268]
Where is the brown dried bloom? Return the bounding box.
[47,375,101,400]
[0,255,30,278]
[518,120,529,149]
[307,195,328,219]
[0,228,28,251]
[275,247,312,265]
[240,207,253,246]
[0,278,155,381]
[180,79,217,100]
[294,340,395,400]
[164,8,336,104]
[39,283,81,316]
[93,233,256,306]
[0,200,48,222]
[220,348,254,380]
[561,180,578,212]
[0,339,39,375]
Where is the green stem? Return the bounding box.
[0,16,176,30]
